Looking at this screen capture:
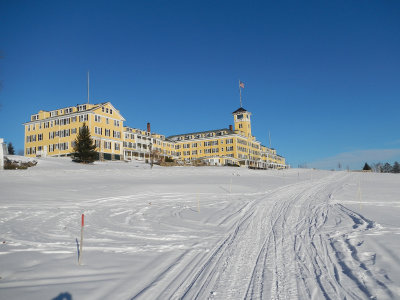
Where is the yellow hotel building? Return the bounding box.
[24,102,287,169]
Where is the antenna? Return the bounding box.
[87,71,90,104]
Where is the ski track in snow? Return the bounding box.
[131,173,394,300]
[0,160,398,300]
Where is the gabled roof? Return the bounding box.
[232,107,248,114]
[93,102,126,121]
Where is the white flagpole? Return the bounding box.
[239,79,242,108]
[87,71,90,104]
[269,130,272,148]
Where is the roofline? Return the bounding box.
[167,128,234,139]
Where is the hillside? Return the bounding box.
[0,158,399,299]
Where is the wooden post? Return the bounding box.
[79,214,84,265]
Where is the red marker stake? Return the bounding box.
[79,214,84,265]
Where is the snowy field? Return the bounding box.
[0,157,399,300]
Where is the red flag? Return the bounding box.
[239,81,245,88]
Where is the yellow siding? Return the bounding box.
[24,102,287,168]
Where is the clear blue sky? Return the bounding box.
[1,0,399,169]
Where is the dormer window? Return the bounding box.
[31,114,39,121]
[78,105,87,112]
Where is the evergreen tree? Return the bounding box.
[381,162,392,173]
[393,161,400,173]
[72,123,97,163]
[7,142,15,155]
[362,162,372,171]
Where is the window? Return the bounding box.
[205,149,211,154]
[226,139,233,144]
[239,124,243,129]
[192,150,197,155]
[204,141,211,146]
[71,128,77,134]
[106,118,109,124]
[64,107,73,114]
[114,120,119,127]
[192,143,197,148]
[113,131,121,138]
[183,143,190,149]
[104,141,111,149]
[78,105,87,111]
[211,140,218,146]
[110,109,112,114]
[59,142,69,151]
[38,133,43,141]
[95,115,101,122]
[31,114,39,121]
[105,129,110,137]
[95,140,100,148]
[95,127,102,135]
[212,148,219,153]
[115,143,120,150]
[79,114,88,122]
[226,146,234,151]
[237,114,243,120]
[183,151,190,156]
[60,118,70,125]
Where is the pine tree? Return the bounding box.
[393,161,400,173]
[382,162,392,173]
[362,162,371,171]
[7,142,15,155]
[72,123,97,163]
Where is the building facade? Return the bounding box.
[24,102,287,169]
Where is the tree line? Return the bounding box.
[364,162,400,173]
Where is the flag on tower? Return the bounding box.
[239,81,245,88]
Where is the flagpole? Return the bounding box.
[239,79,242,107]
[87,71,90,104]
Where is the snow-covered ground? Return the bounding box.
[0,157,399,299]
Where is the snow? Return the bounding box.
[0,157,399,299]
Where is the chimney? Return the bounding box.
[147,122,151,133]
[229,124,233,131]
